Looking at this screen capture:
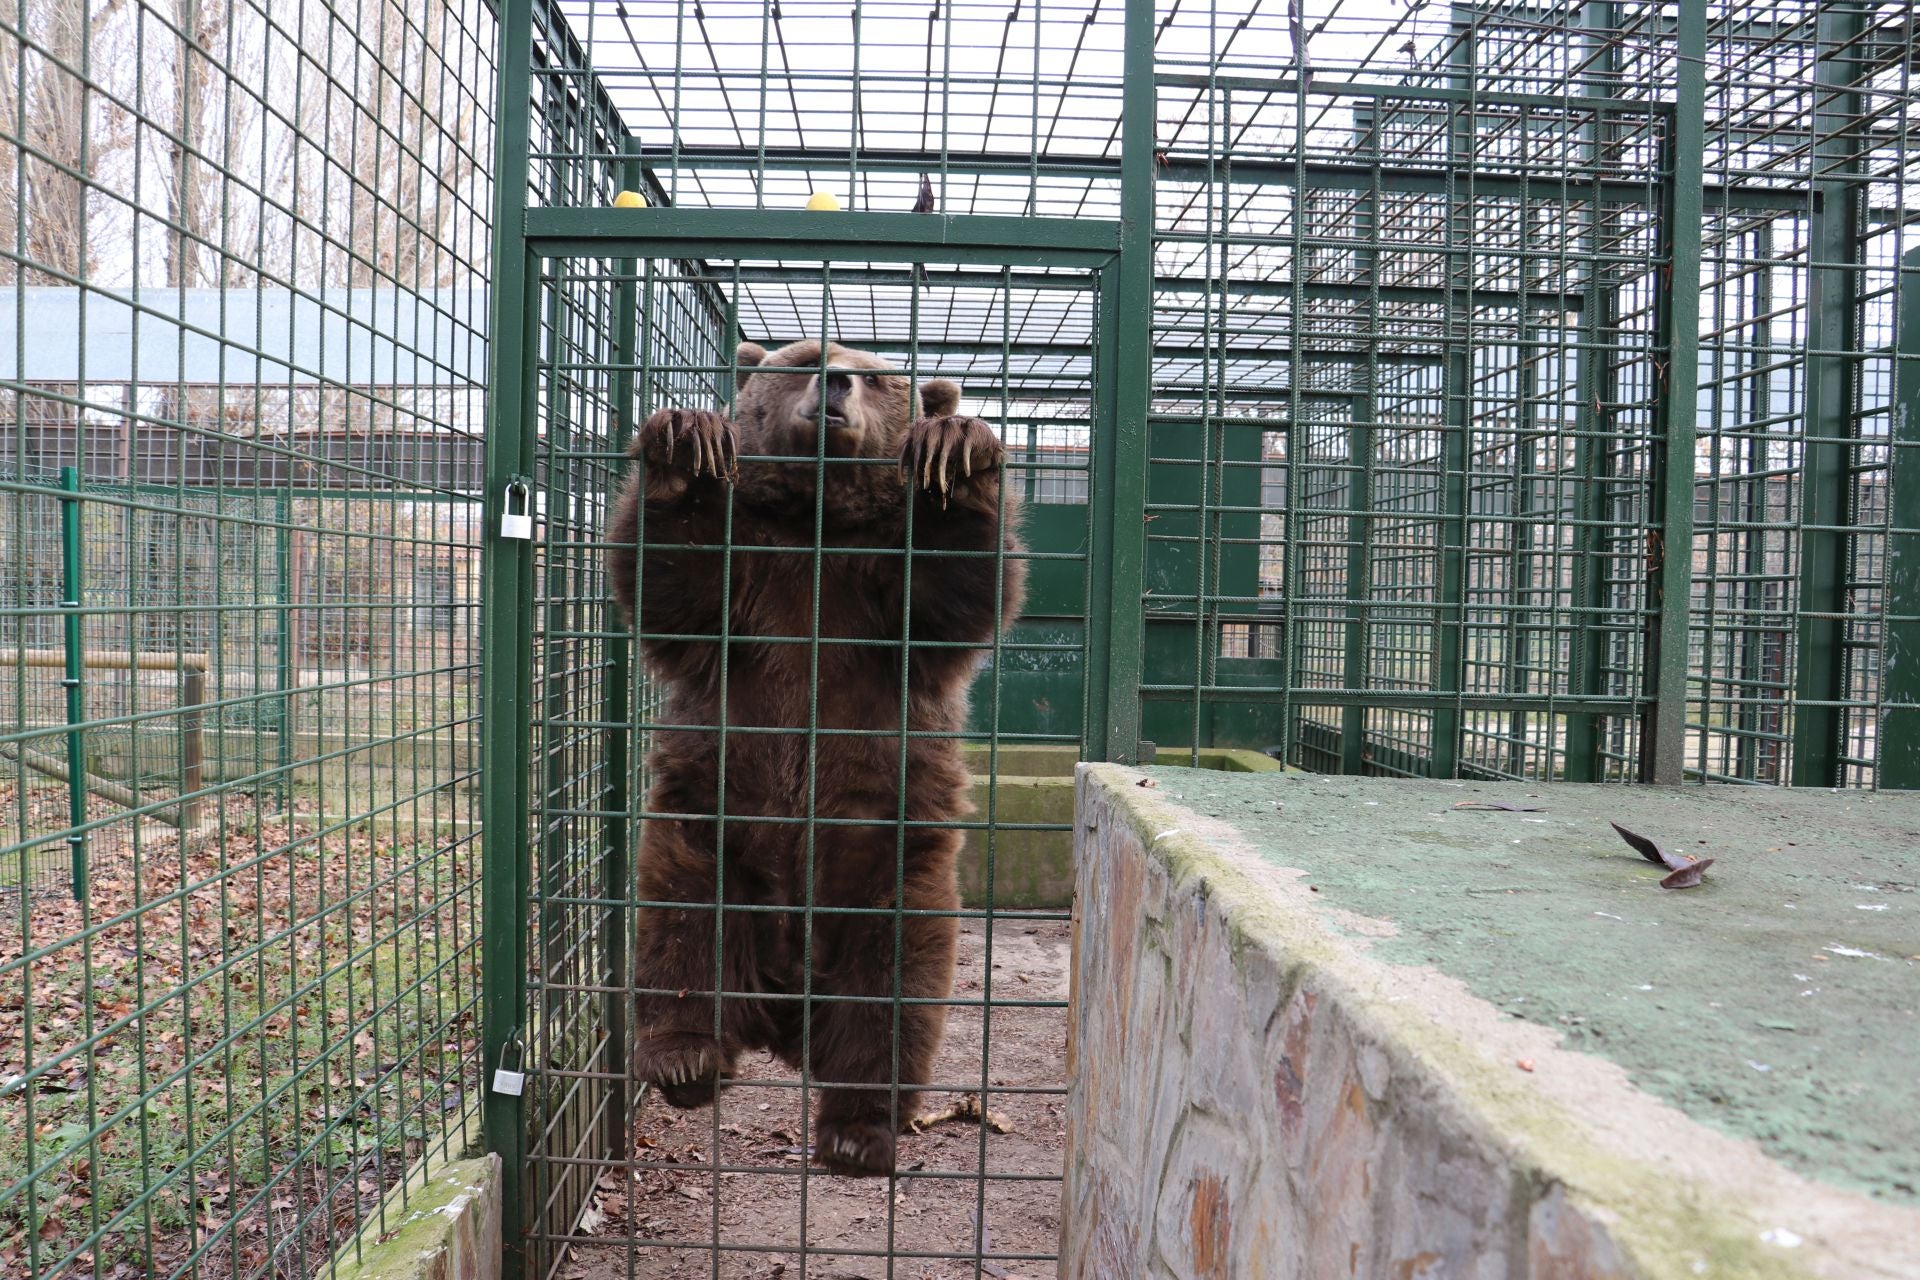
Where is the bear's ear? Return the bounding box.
[734,341,767,391]
[919,378,961,419]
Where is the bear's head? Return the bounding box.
[731,339,960,461]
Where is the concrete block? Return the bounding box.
[329,1154,501,1280]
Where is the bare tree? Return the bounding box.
[338,0,483,290]
[166,0,225,289]
[0,0,133,285]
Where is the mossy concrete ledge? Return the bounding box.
[328,1154,501,1280]
[1061,764,1920,1280]
[955,744,1282,908]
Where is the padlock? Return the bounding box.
[492,1034,526,1096]
[499,480,534,540]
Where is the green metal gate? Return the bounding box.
[482,5,1144,1274]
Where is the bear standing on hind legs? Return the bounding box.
[605,338,1025,1176]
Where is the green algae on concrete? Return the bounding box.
[1133,767,1920,1206]
[329,1155,500,1280]
[958,774,1076,907]
[954,746,1282,907]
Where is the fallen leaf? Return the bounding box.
[1610,822,1715,889]
[1658,859,1713,890]
[1453,800,1545,812]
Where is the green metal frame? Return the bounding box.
[1788,4,1865,788]
[1889,248,1920,790]
[1645,0,1708,784]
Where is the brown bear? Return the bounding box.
[605,338,1025,1175]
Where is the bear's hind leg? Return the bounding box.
[630,818,766,1109]
[806,838,959,1175]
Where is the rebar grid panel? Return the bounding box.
[1691,4,1918,788]
[0,0,494,1276]
[1147,3,1691,781]
[1141,1,1917,786]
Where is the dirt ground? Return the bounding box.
[563,919,1071,1280]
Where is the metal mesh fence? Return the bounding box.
[9,0,1920,1277]
[491,12,1090,1272]
[1139,1,1920,789]
[0,0,493,1275]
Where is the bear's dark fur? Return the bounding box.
[605,339,1024,1175]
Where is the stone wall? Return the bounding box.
[1061,764,1920,1280]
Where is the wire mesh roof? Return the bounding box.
[536,1,1920,431]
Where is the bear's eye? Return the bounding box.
[863,374,881,388]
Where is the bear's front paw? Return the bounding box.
[813,1116,896,1176]
[633,408,738,483]
[899,415,1003,510]
[631,1033,730,1109]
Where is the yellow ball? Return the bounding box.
[805,191,842,212]
[612,189,647,209]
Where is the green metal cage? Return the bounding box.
[487,2,1919,1276]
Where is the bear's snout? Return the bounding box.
[791,373,856,431]
[822,371,855,425]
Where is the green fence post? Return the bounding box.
[1341,131,1377,775]
[58,467,87,899]
[482,0,537,1272]
[1432,18,1474,779]
[1644,0,1706,784]
[274,488,293,804]
[1563,1,1622,784]
[1086,0,1154,765]
[1789,4,1866,787]
[599,131,643,1163]
[1884,247,1920,790]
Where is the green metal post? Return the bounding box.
[1564,0,1623,782]
[1086,0,1154,764]
[1565,284,1617,782]
[481,1,537,1272]
[1740,224,1781,782]
[600,133,643,1159]
[1341,385,1374,776]
[1789,5,1865,787]
[1432,20,1474,778]
[1432,341,1470,779]
[58,468,87,899]
[1506,321,1542,778]
[1644,0,1706,784]
[1339,116,1377,775]
[1883,247,1920,789]
[274,488,293,803]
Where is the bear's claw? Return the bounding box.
[632,1035,730,1109]
[812,1117,896,1176]
[900,414,1002,510]
[637,407,738,482]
